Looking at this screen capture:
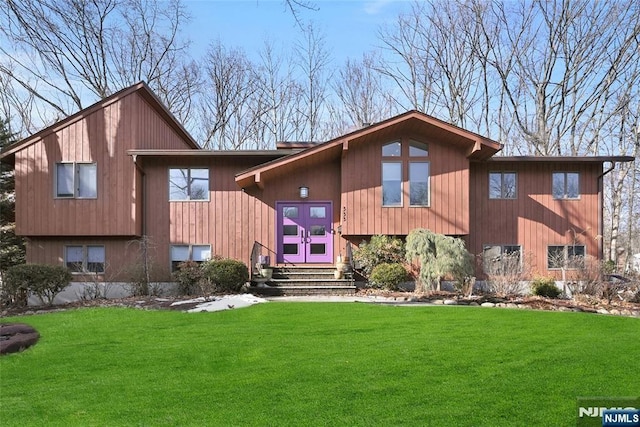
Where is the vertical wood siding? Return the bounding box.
[341,134,470,236]
[26,237,144,282]
[16,92,193,238]
[144,156,343,280]
[469,161,602,277]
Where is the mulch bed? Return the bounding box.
[0,323,40,355]
[1,292,639,318]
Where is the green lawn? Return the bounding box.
[1,303,638,426]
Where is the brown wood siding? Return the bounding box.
[341,134,469,236]
[15,92,193,237]
[143,156,342,280]
[469,161,602,278]
[25,237,144,282]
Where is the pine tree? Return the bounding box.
[0,120,26,279]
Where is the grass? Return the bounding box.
[1,303,639,426]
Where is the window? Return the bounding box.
[382,141,401,157]
[489,172,517,199]
[409,162,429,206]
[409,140,428,156]
[56,163,97,198]
[309,207,326,218]
[382,139,430,207]
[65,245,105,273]
[547,245,585,269]
[382,162,402,206]
[171,244,211,272]
[552,172,579,199]
[483,245,522,275]
[169,168,209,201]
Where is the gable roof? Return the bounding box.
[235,110,503,189]
[0,81,199,165]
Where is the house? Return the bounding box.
[0,82,634,285]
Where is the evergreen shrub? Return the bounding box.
[3,264,72,306]
[353,235,405,276]
[531,277,561,298]
[202,258,249,293]
[369,263,408,291]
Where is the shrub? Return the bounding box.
[405,228,473,292]
[3,264,72,306]
[172,261,205,295]
[484,251,531,297]
[353,235,405,276]
[202,258,249,293]
[369,263,408,291]
[531,277,561,298]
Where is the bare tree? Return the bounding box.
[0,0,198,134]
[255,39,304,145]
[198,41,264,149]
[332,52,395,130]
[294,22,332,142]
[283,0,318,29]
[477,0,640,155]
[376,1,495,136]
[376,4,436,114]
[0,69,38,137]
[603,78,640,267]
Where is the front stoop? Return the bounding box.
[249,266,356,296]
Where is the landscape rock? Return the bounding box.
[481,302,495,308]
[443,299,457,305]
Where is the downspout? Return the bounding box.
[597,162,616,262]
[132,154,146,237]
[132,154,149,286]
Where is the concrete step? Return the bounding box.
[250,266,356,296]
[248,284,356,296]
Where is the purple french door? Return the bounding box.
[276,202,333,264]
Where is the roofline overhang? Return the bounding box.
[235,110,504,188]
[127,149,299,157]
[483,156,635,163]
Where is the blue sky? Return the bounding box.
[185,0,413,64]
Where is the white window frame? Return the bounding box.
[64,245,105,274]
[55,162,98,199]
[170,244,212,272]
[169,168,210,201]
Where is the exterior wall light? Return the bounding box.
[299,186,309,199]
